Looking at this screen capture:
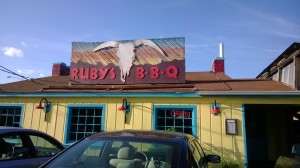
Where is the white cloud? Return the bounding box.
[17,69,34,75]
[267,30,300,39]
[2,47,24,57]
[232,3,300,39]
[21,41,27,46]
[39,73,45,77]
[186,43,209,49]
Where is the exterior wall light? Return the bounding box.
[211,100,220,115]
[118,99,130,123]
[36,98,51,120]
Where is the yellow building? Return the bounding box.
[0,38,299,168]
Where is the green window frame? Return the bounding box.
[0,104,23,127]
[152,105,197,137]
[64,104,105,145]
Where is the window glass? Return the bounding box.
[193,140,205,157]
[189,141,200,165]
[0,106,22,127]
[156,107,194,135]
[189,140,207,168]
[0,134,31,160]
[45,139,178,168]
[29,135,61,157]
[187,146,199,168]
[82,141,105,157]
[67,107,104,143]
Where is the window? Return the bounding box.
[0,134,31,161]
[187,144,199,168]
[0,105,22,127]
[0,131,63,167]
[29,135,61,157]
[66,105,105,144]
[153,106,197,136]
[82,141,105,157]
[45,139,179,168]
[188,140,207,168]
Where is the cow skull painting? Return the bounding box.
[93,39,166,82]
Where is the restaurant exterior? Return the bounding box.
[0,37,299,168]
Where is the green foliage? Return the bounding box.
[166,127,176,132]
[222,159,240,168]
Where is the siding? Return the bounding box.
[2,97,300,167]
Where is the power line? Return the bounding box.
[0,65,30,80]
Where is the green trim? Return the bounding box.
[214,57,224,60]
[152,105,198,138]
[64,104,106,145]
[0,104,24,127]
[242,104,248,168]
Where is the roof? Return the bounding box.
[88,130,193,142]
[257,42,300,78]
[0,72,293,94]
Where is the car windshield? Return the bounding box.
[44,137,179,168]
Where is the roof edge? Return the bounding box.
[0,92,199,98]
[198,91,300,97]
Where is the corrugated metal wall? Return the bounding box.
[282,62,295,87]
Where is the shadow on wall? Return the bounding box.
[201,124,245,167]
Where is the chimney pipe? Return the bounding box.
[219,43,224,58]
[212,43,225,73]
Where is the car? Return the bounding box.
[0,126,64,168]
[40,130,221,168]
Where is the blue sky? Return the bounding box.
[1,0,300,84]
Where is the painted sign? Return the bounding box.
[70,37,185,84]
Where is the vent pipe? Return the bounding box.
[219,43,224,58]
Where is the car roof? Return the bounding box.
[0,126,64,148]
[0,126,45,134]
[88,130,196,143]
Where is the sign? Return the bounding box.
[225,119,238,135]
[168,110,191,118]
[70,37,185,84]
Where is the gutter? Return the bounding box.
[0,92,199,98]
[198,91,300,97]
[1,91,300,98]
